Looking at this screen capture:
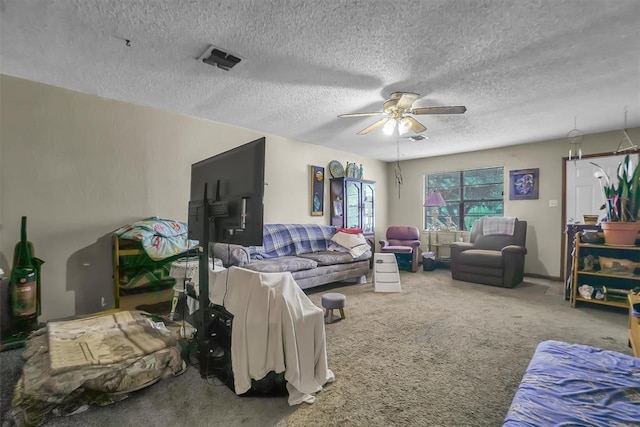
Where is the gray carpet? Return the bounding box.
[0,269,632,427]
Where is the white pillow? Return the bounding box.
[331,232,369,258]
[331,231,366,249]
[327,240,350,253]
[347,243,369,258]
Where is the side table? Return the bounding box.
[431,242,452,263]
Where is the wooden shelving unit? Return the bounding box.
[113,235,176,312]
[570,233,640,309]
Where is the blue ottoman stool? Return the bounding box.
[321,292,346,323]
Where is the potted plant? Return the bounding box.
[591,154,640,245]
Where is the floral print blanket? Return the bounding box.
[115,217,198,261]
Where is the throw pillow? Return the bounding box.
[327,240,350,253]
[330,232,369,258]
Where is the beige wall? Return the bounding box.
[3,73,637,320]
[0,75,388,321]
[387,127,640,279]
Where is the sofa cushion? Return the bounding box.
[243,256,318,273]
[298,250,371,266]
[327,240,350,253]
[456,249,503,268]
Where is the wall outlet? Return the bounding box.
[101,297,106,308]
[549,200,558,207]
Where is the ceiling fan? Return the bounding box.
[338,92,466,136]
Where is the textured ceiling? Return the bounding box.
[1,0,639,162]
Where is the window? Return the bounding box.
[424,167,504,230]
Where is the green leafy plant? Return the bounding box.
[590,154,640,222]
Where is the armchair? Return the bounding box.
[450,217,527,288]
[379,226,421,272]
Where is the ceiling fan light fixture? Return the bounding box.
[337,91,466,136]
[383,118,397,135]
[398,117,412,135]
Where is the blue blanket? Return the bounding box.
[503,340,640,426]
[247,224,337,259]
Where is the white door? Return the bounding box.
[566,154,638,224]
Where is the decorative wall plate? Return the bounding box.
[329,160,344,178]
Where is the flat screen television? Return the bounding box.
[188,137,265,247]
[187,137,265,378]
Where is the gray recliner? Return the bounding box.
[450,218,527,288]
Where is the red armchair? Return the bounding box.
[379,226,421,272]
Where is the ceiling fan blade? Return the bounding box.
[395,92,420,110]
[410,106,467,115]
[338,112,384,118]
[357,117,389,135]
[406,116,427,133]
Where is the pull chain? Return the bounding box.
[394,136,403,198]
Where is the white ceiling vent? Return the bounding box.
[197,45,243,71]
[404,135,428,141]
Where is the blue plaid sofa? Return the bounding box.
[213,224,371,289]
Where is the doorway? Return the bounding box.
[565,154,635,224]
[561,152,638,280]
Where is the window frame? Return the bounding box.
[424,166,504,230]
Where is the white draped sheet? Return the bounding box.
[204,266,335,405]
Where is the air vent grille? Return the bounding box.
[198,45,243,71]
[404,135,428,141]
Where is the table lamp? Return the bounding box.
[424,191,446,230]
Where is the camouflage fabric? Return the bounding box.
[11,311,186,426]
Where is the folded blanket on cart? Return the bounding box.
[114,217,198,261]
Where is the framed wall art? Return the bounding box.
[311,165,325,216]
[509,168,539,200]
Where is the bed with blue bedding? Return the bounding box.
[503,340,640,426]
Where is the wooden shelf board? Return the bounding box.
[577,271,640,281]
[574,295,628,308]
[579,242,640,250]
[118,248,145,256]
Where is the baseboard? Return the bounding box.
[525,273,562,282]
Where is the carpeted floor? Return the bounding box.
[0,269,632,426]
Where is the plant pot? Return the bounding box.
[600,222,640,246]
